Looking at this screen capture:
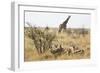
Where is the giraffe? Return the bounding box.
[58,16,71,32]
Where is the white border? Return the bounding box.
[11,2,97,71]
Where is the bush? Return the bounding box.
[27,23,56,54]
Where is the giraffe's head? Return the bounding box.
[67,16,71,20]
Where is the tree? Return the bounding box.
[26,22,56,54]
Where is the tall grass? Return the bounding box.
[24,26,90,61]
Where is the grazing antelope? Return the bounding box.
[73,45,84,54]
[65,45,85,56]
[50,45,64,58]
[73,49,84,55]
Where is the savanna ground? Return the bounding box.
[24,27,90,62]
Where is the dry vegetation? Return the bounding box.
[24,27,90,62]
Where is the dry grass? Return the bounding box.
[24,28,90,62]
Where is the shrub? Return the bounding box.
[27,23,56,54]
